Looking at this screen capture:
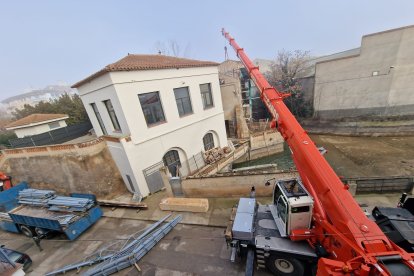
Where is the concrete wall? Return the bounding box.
[106,113,227,196]
[235,131,284,161]
[298,76,315,105]
[314,25,414,119]
[235,106,250,139]
[78,73,128,137]
[105,138,140,194]
[250,131,284,149]
[109,67,225,145]
[181,171,297,197]
[219,74,243,121]
[0,139,127,199]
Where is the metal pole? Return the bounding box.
[30,137,36,146]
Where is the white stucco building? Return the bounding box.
[73,54,227,197]
[5,113,68,138]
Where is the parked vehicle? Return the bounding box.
[222,29,414,275]
[226,179,317,275]
[372,193,414,253]
[0,186,103,240]
[1,245,32,271]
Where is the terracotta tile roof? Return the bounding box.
[5,113,69,129]
[72,54,219,88]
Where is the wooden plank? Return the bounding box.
[225,220,233,241]
[230,207,237,221]
[159,197,209,213]
[97,200,147,209]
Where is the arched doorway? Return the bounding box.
[163,149,181,177]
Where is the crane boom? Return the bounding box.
[222,29,414,275]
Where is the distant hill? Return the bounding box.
[1,85,77,115]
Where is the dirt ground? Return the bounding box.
[310,135,414,178]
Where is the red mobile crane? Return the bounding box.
[222,29,414,275]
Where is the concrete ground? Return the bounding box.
[0,191,403,276]
[103,190,243,227]
[0,217,269,276]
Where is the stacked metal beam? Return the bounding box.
[45,214,181,276]
[18,189,94,212]
[18,189,55,206]
[85,215,182,276]
[48,196,94,212]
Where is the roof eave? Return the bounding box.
[72,64,219,89]
[5,116,69,130]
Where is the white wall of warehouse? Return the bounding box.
[313,25,414,119]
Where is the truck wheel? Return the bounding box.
[266,254,304,276]
[35,227,49,236]
[20,225,35,237]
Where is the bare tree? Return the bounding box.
[155,40,191,57]
[266,49,312,118]
[267,49,310,88]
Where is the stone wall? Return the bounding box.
[0,138,127,199]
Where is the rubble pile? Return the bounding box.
[204,147,231,164]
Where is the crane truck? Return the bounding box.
[222,29,414,276]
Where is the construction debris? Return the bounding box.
[45,214,181,276]
[97,200,147,209]
[203,147,226,164]
[159,197,209,213]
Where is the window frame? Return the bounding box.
[138,91,167,127]
[200,83,214,109]
[173,86,193,117]
[163,150,181,176]
[90,103,107,135]
[277,196,288,224]
[203,133,215,151]
[103,99,122,132]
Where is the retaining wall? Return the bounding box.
[0,138,127,199]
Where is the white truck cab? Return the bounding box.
[269,178,314,237]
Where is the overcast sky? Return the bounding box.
[1,0,413,101]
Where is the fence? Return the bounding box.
[143,161,165,194]
[180,151,206,176]
[9,121,92,148]
[347,176,414,194]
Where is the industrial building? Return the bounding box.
[308,25,414,119]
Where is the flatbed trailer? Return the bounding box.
[0,187,103,240]
[6,204,102,240]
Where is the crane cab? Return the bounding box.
[269,178,313,237]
